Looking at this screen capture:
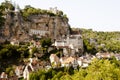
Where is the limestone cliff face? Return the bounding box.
[0,11,70,42]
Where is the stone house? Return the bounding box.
[23,58,39,80]
[10,39,19,46]
[60,56,78,69]
[114,53,120,60]
[15,65,24,78]
[77,58,90,68]
[0,72,8,79]
[96,52,112,59]
[49,54,61,68]
[77,55,94,68]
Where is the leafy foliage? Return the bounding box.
[29,67,75,80]
[0,44,29,72]
[81,29,120,54]
[21,5,67,20]
[40,38,52,48]
[0,0,15,28]
[40,38,52,54]
[0,6,5,27]
[0,0,15,11]
[29,58,120,80]
[84,58,120,80]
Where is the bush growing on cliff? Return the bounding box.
[21,5,68,20]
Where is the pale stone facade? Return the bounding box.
[29,29,49,37]
[49,7,58,14]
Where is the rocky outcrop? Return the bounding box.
[0,9,71,42]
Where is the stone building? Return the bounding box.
[53,34,83,56]
[29,29,49,38]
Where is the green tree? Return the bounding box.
[0,0,15,11]
[29,72,39,80]
[82,28,120,53]
[0,0,15,27]
[85,58,120,80]
[6,67,14,77]
[40,38,52,53]
[52,71,63,80]
[0,6,5,27]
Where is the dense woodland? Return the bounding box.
[81,28,120,54]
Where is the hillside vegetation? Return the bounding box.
[29,58,120,80]
[81,28,120,54]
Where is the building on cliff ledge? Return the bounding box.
[53,34,83,56]
[29,29,50,38]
